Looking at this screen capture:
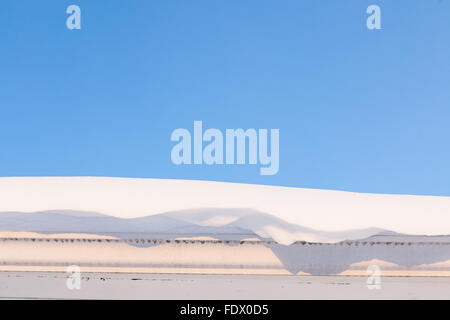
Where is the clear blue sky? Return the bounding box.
[1,0,449,196]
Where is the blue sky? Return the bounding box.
[1,0,449,196]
